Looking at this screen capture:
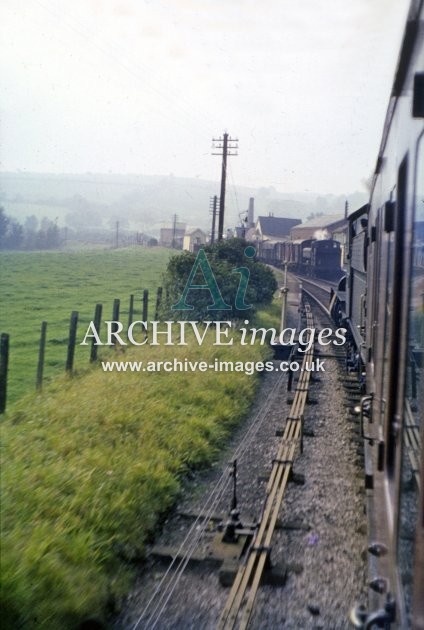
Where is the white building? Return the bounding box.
[183,227,207,253]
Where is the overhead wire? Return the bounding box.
[132,369,286,629]
[143,474,234,630]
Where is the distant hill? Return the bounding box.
[0,172,367,236]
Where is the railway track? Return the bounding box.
[217,303,315,630]
[129,350,297,629]
[295,276,335,317]
[117,281,368,630]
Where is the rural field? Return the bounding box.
[1,244,281,628]
[0,246,171,406]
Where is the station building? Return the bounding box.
[289,214,347,241]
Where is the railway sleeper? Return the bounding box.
[275,425,314,438]
[257,468,305,486]
[219,553,287,588]
[151,520,256,573]
[154,521,289,590]
[286,396,316,406]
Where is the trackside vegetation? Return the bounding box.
[1,332,274,628]
[161,238,277,320]
[1,242,281,628]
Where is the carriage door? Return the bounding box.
[385,157,408,482]
[397,131,424,626]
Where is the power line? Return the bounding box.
[132,371,285,629]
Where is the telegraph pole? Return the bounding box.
[212,133,238,241]
[171,213,178,248]
[209,195,219,244]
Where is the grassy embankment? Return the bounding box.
[0,247,281,629]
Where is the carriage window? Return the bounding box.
[397,132,424,621]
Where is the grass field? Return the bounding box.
[1,246,281,628]
[0,247,171,405]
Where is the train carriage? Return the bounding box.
[333,3,424,627]
[258,236,343,279]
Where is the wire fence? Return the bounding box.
[0,287,162,414]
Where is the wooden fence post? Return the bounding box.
[0,333,9,414]
[128,294,134,329]
[112,298,120,322]
[90,304,102,363]
[36,321,47,391]
[66,311,78,373]
[142,289,149,340]
[112,299,120,345]
[142,289,149,321]
[154,287,163,320]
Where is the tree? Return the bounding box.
[160,238,277,321]
[33,218,61,249]
[7,221,24,249]
[0,208,24,250]
[23,215,39,249]
[0,207,9,248]
[24,215,39,232]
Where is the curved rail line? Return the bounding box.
[296,277,333,318]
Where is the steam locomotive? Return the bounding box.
[259,237,343,280]
[331,3,424,627]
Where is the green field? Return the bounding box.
[0,247,171,405]
[0,246,281,628]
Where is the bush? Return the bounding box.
[161,238,277,321]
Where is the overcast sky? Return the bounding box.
[0,0,410,195]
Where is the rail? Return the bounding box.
[217,303,315,630]
[297,277,332,317]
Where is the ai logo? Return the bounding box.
[172,246,256,311]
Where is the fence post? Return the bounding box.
[66,311,78,373]
[112,299,120,345]
[142,289,149,340]
[112,298,120,322]
[0,333,9,414]
[154,287,163,320]
[36,321,47,391]
[128,294,134,329]
[90,304,102,363]
[142,289,149,321]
